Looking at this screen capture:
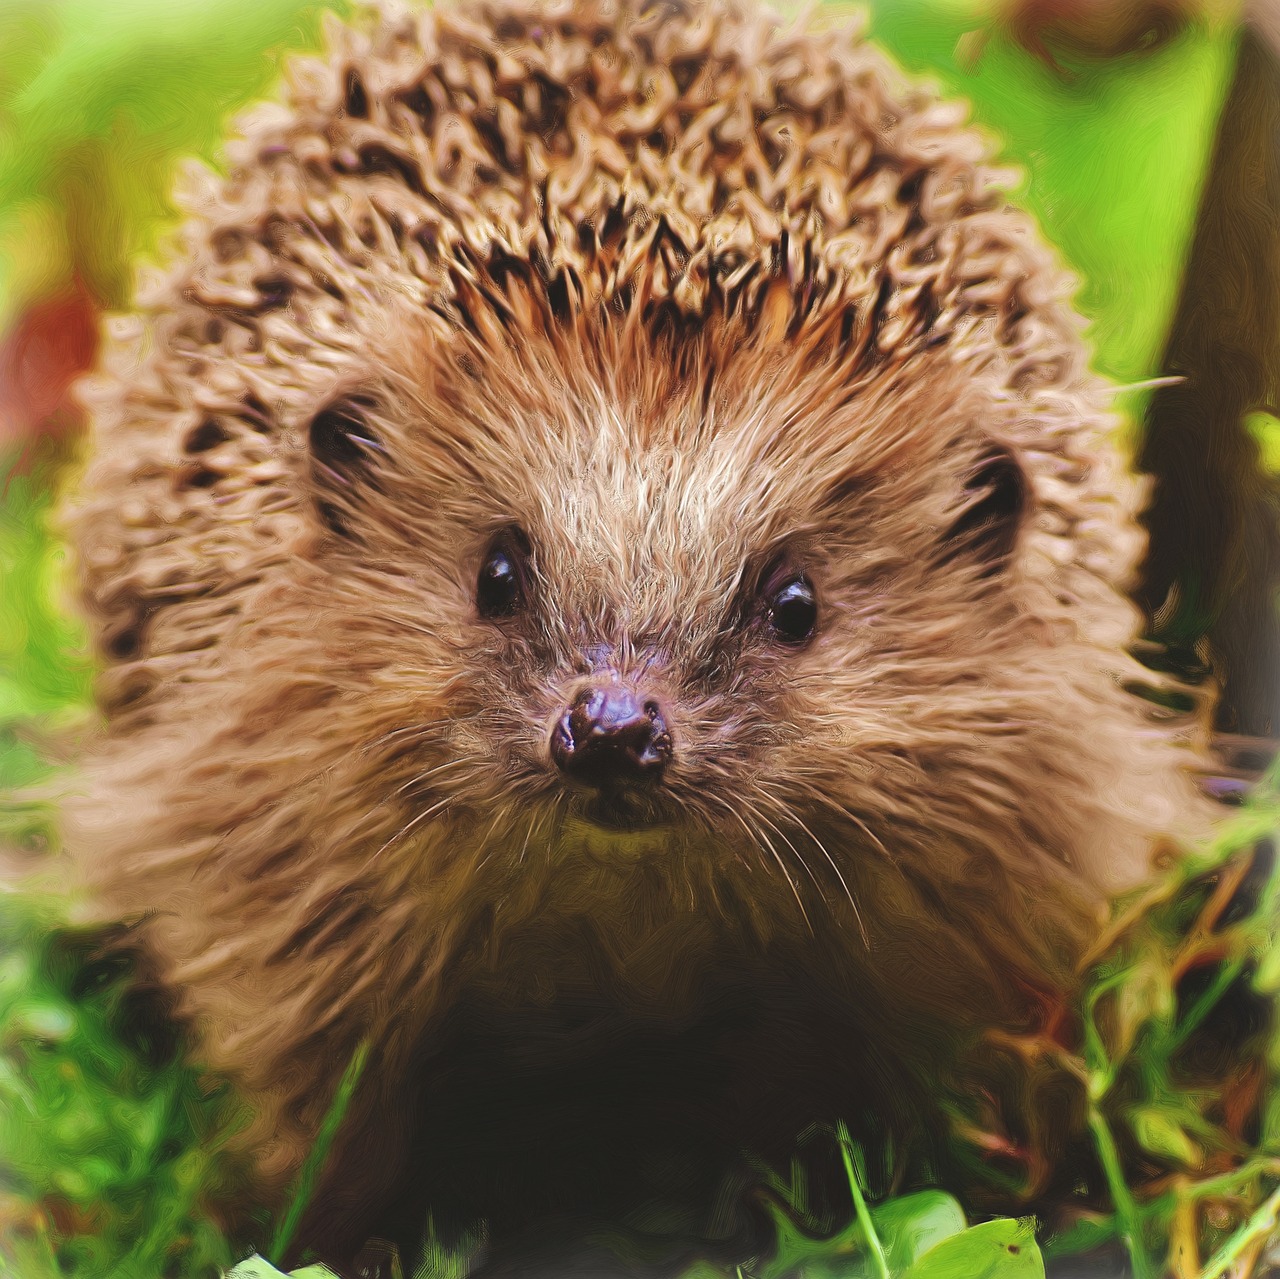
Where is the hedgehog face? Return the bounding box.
[261,289,1104,950]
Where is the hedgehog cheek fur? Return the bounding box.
[54,0,1222,1265]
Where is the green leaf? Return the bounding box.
[1128,1105,1201,1167]
[1108,953,1175,1062]
[755,1196,873,1278]
[755,1190,970,1278]
[903,1219,1045,1279]
[869,1191,968,1274]
[226,1256,338,1278]
[0,0,345,325]
[227,1259,289,1278]
[1245,410,1280,477]
[1257,932,1280,995]
[864,0,1237,417]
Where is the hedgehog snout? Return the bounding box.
[550,680,673,794]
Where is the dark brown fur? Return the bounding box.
[57,0,1216,1269]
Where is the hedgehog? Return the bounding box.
[55,0,1217,1272]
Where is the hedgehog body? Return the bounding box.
[61,0,1214,1271]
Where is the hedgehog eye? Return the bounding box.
[476,532,531,618]
[766,575,818,645]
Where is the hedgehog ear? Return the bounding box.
[308,394,384,536]
[939,444,1028,575]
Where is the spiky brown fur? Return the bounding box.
[58,0,1216,1270]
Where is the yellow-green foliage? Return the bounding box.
[0,0,343,327]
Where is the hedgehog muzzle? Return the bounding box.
[551,680,673,804]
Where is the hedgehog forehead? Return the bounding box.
[394,311,982,615]
[513,427,763,616]
[419,317,980,545]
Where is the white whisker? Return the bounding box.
[756,787,868,948]
[472,807,516,876]
[736,795,813,935]
[342,755,478,845]
[391,756,477,799]
[751,799,822,895]
[517,811,539,864]
[359,794,455,875]
[791,777,899,873]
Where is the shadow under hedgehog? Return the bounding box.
[57,0,1217,1272]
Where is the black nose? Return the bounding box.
[551,685,673,791]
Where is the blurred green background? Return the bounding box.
[0,0,1240,406]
